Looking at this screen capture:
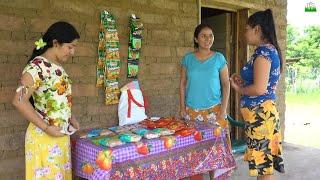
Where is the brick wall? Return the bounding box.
[0,0,286,178]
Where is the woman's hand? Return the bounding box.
[45,125,64,137]
[230,73,243,93]
[217,109,227,120]
[216,110,228,128]
[230,73,244,87]
[180,109,187,119]
[70,115,80,130]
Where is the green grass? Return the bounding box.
[285,90,320,149]
[286,90,320,105]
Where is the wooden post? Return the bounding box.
[231,9,248,140]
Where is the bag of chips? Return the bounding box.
[119,132,142,143]
[152,128,175,136]
[95,135,125,147]
[128,47,140,60]
[127,60,139,78]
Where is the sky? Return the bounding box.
[287,0,320,28]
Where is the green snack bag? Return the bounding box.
[127,60,139,78]
[128,47,140,60]
[132,38,142,50]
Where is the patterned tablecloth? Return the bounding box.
[72,123,236,180]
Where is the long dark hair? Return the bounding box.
[247,9,283,73]
[28,21,80,106]
[193,23,214,49]
[28,21,80,62]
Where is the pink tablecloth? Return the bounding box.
[72,123,236,180]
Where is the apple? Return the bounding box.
[194,131,203,141]
[163,136,176,149]
[81,162,94,174]
[96,149,113,170]
[136,142,151,155]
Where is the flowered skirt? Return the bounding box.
[185,104,227,126]
[185,104,231,151]
[25,123,72,180]
[240,100,285,176]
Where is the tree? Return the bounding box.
[286,25,320,69]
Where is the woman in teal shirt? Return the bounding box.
[179,24,230,180]
[180,24,230,125]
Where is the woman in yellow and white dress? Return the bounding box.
[12,21,80,180]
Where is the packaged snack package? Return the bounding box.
[165,120,186,132]
[105,80,120,94]
[127,60,139,78]
[98,39,105,50]
[96,68,105,87]
[105,137,125,147]
[123,123,144,130]
[131,128,149,136]
[105,30,119,41]
[152,128,175,136]
[105,60,121,80]
[154,118,172,128]
[131,36,142,50]
[119,132,142,143]
[105,91,120,105]
[87,129,103,138]
[97,135,125,147]
[175,127,196,137]
[140,117,172,129]
[139,120,157,129]
[106,49,120,60]
[85,128,115,138]
[128,47,140,60]
[108,126,129,134]
[143,131,160,139]
[100,129,114,136]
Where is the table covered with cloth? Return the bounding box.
[72,123,236,180]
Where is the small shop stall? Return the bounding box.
[72,118,236,180]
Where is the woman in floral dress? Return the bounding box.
[230,9,285,180]
[12,21,80,180]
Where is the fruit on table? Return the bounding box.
[96,149,113,170]
[194,131,203,141]
[81,162,95,174]
[136,142,151,155]
[214,127,222,137]
[162,136,176,149]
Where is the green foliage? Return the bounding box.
[286,25,320,68]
